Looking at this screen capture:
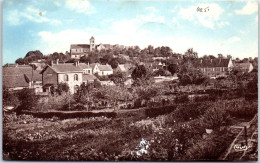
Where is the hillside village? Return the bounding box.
[3,37,258,161]
[3,36,257,95]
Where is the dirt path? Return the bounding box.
[221,114,258,161]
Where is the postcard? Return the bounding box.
[2,0,258,161]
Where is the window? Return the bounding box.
[88,70,91,74]
[64,74,69,81]
[74,74,78,81]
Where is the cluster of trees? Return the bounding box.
[15,50,44,65]
[15,51,70,65]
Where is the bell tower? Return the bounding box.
[90,36,95,51]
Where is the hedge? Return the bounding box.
[145,105,177,118]
[19,110,117,119]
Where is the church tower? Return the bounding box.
[90,36,95,51]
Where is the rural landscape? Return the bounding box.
[3,0,258,161]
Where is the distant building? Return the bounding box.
[234,62,254,73]
[93,63,113,76]
[195,58,233,78]
[70,36,113,59]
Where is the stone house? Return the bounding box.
[40,61,92,94]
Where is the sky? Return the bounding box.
[3,0,258,64]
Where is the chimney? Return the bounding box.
[56,59,59,64]
[210,59,212,63]
[201,59,202,63]
[51,60,53,66]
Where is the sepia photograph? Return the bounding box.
[2,0,258,161]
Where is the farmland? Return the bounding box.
[3,97,257,161]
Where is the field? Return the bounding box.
[3,97,258,161]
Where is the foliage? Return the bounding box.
[56,83,70,95]
[108,71,127,85]
[167,64,178,75]
[177,63,208,86]
[3,87,20,108]
[145,105,177,118]
[17,88,39,112]
[199,104,231,129]
[15,50,44,65]
[132,65,147,80]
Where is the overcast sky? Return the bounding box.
[3,0,258,63]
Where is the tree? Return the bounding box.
[177,63,208,86]
[17,88,38,111]
[108,71,127,85]
[218,54,224,59]
[15,58,25,65]
[56,83,70,95]
[168,64,178,75]
[132,65,147,80]
[184,48,198,59]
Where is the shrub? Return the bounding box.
[172,102,210,122]
[227,99,257,119]
[185,130,233,160]
[199,105,231,130]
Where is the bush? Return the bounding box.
[227,99,257,119]
[172,102,210,122]
[16,88,38,112]
[199,105,231,130]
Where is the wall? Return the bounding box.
[58,72,83,93]
[42,67,58,86]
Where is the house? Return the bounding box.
[195,58,233,78]
[3,64,42,92]
[40,61,90,94]
[93,64,113,76]
[234,62,254,73]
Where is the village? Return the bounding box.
[3,36,258,161]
